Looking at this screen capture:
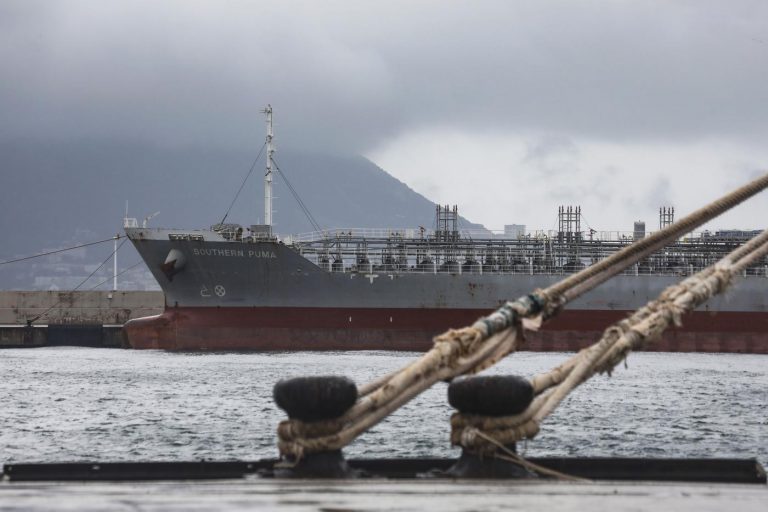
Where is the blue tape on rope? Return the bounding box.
[479,293,547,337]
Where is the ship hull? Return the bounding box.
[123,228,768,353]
[124,306,768,353]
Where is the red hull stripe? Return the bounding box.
[123,307,768,353]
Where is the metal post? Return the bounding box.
[113,235,118,291]
[263,105,274,229]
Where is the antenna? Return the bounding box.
[262,104,274,230]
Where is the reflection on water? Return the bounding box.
[1,348,765,465]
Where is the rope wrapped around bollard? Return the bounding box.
[276,294,536,462]
[273,172,768,475]
[451,227,768,456]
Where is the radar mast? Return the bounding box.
[263,104,274,229]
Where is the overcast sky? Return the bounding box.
[2,0,767,231]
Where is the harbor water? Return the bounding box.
[1,348,765,466]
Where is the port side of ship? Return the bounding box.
[123,224,768,353]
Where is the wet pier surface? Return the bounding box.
[1,479,766,512]
[1,458,765,511]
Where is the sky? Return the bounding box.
[2,0,767,232]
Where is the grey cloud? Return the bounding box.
[644,176,674,212]
[1,0,768,153]
[522,134,580,176]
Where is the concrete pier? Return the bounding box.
[0,291,163,325]
[0,291,163,348]
[0,479,765,511]
[1,458,764,511]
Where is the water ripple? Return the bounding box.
[0,348,765,466]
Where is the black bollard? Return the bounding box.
[445,375,537,479]
[273,376,358,478]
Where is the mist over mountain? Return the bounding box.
[0,139,484,290]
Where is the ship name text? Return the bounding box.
[192,248,277,259]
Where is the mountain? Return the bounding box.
[0,139,485,290]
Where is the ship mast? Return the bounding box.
[263,104,274,229]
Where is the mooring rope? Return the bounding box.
[0,236,121,266]
[277,172,768,460]
[452,227,768,453]
[27,238,128,325]
[472,430,590,482]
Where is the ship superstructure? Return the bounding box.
[283,209,765,279]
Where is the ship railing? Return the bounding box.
[287,228,442,243]
[284,228,725,245]
[320,264,768,278]
[287,228,548,243]
[123,217,139,228]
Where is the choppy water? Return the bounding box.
[0,348,765,465]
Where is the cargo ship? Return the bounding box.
[123,108,768,353]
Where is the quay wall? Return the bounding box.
[0,325,127,348]
[0,291,164,348]
[0,291,164,325]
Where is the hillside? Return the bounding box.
[0,139,484,289]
